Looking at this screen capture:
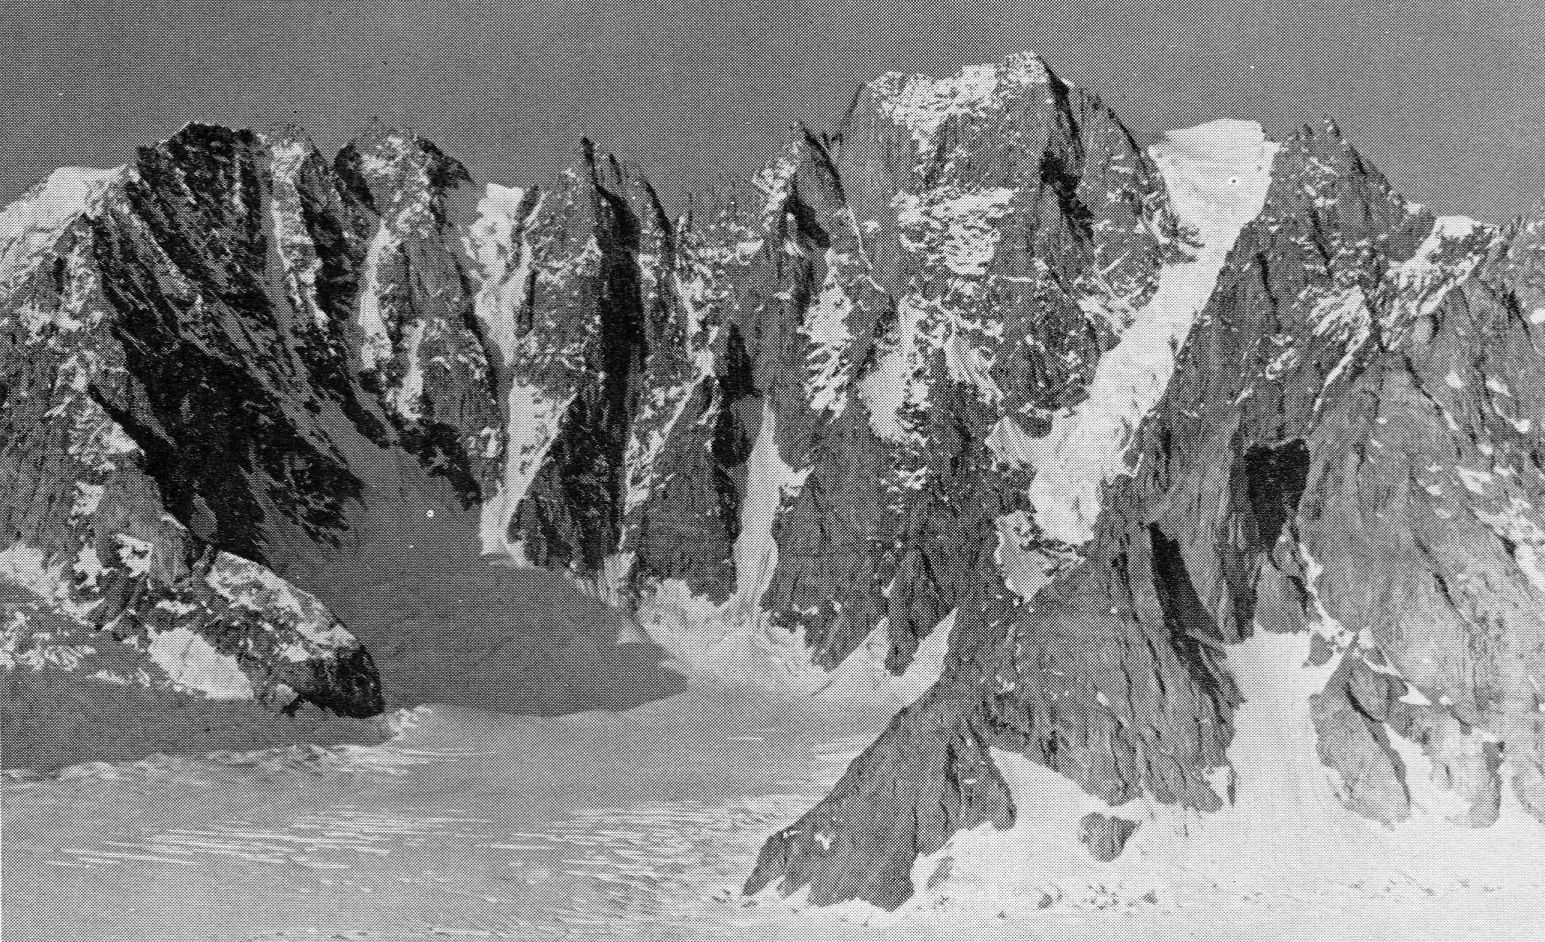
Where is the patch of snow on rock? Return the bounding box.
[802,249,855,414]
[480,381,574,559]
[872,53,1049,147]
[263,135,327,326]
[355,220,397,371]
[464,183,538,368]
[631,402,869,694]
[1476,498,1545,595]
[145,628,255,700]
[888,628,1545,925]
[1388,215,1496,324]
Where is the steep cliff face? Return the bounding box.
[1,122,505,717]
[747,115,1545,910]
[476,54,1191,698]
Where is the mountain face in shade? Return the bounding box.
[4,53,1545,911]
[0,122,501,717]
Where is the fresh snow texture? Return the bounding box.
[0,167,124,289]
[144,628,255,700]
[1014,120,1279,547]
[873,53,1050,147]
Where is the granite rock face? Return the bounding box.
[470,54,1187,696]
[747,108,1545,907]
[1,123,506,716]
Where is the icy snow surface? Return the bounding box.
[1,690,894,942]
[859,627,1545,939]
[9,671,1540,941]
[1011,119,1278,547]
[144,628,255,701]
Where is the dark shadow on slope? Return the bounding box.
[0,580,390,772]
[1238,440,1311,552]
[1148,525,1236,711]
[1,668,389,773]
[313,552,688,716]
[1,553,685,772]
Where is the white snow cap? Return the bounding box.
[0,166,126,287]
[872,52,1052,146]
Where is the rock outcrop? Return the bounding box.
[1,123,506,716]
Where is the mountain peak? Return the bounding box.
[867,51,1056,147]
[337,121,471,202]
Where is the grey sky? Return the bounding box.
[3,0,1542,222]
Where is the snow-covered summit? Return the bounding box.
[870,51,1054,146]
[0,166,126,288]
